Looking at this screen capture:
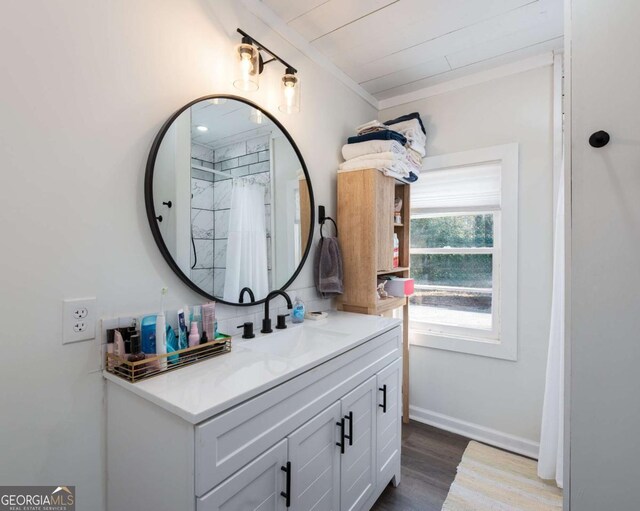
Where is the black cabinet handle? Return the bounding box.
[280,462,291,508]
[336,418,345,454]
[344,411,353,446]
[379,385,387,413]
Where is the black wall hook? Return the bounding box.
[162,201,172,208]
[589,130,610,148]
[156,215,163,222]
[318,205,338,238]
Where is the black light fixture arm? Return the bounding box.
[237,28,297,74]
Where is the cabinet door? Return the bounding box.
[376,358,402,486]
[340,376,377,511]
[375,172,395,271]
[288,402,341,511]
[197,439,288,511]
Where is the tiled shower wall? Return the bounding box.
[190,134,272,298]
[190,143,215,295]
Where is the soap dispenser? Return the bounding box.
[291,296,305,324]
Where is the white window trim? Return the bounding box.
[409,144,518,361]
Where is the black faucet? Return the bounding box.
[262,290,293,333]
[238,287,255,304]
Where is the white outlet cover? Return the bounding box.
[63,298,96,344]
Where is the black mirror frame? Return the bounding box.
[144,94,315,306]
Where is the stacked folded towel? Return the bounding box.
[339,112,426,184]
[383,112,427,157]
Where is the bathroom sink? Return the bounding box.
[238,324,350,359]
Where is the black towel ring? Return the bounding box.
[318,205,338,239]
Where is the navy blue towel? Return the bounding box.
[347,130,407,145]
[383,112,426,135]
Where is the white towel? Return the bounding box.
[385,118,426,156]
[338,157,411,178]
[344,151,405,164]
[406,148,423,172]
[341,140,406,161]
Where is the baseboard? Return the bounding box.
[409,405,540,460]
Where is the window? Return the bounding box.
[409,145,518,360]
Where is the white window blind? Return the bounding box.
[412,163,501,212]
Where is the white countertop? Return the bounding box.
[104,311,401,424]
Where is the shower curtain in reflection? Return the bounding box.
[223,180,269,302]
[538,161,564,488]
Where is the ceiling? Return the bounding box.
[261,0,563,101]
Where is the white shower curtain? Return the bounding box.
[223,180,269,302]
[538,162,565,488]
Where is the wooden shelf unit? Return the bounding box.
[337,168,411,423]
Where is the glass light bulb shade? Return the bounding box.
[279,73,300,113]
[249,108,265,124]
[233,43,259,92]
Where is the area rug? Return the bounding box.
[442,441,562,511]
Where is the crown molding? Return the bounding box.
[378,51,555,110]
[241,0,379,109]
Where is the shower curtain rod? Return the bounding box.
[192,164,231,179]
[192,164,267,185]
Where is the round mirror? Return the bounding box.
[145,95,314,305]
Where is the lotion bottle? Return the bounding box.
[188,322,200,348]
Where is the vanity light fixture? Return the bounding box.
[249,108,265,124]
[279,67,300,114]
[210,98,227,105]
[233,28,300,113]
[196,125,208,132]
[233,35,260,92]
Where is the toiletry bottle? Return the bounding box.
[141,315,157,354]
[113,329,125,359]
[200,331,208,344]
[192,305,203,338]
[106,330,115,370]
[184,305,191,329]
[166,325,179,364]
[128,333,147,377]
[156,312,167,371]
[177,309,188,350]
[155,287,168,371]
[189,321,200,348]
[393,233,400,268]
[292,296,305,324]
[201,303,214,338]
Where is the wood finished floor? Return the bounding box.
[371,421,470,511]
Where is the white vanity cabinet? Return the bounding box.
[106,317,402,511]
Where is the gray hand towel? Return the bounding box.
[314,236,344,298]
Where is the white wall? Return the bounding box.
[0,2,375,509]
[380,66,554,452]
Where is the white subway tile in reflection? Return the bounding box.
[191,179,214,210]
[213,180,232,210]
[191,209,214,239]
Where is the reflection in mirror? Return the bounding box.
[151,98,311,304]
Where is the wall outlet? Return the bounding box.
[63,298,96,344]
